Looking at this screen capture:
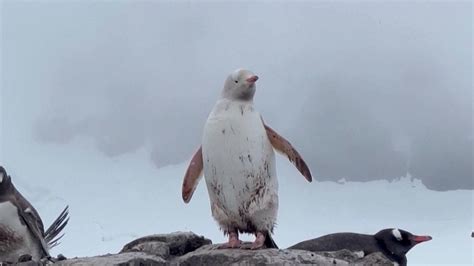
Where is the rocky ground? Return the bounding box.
[9,232,394,265]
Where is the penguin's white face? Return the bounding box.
[221,68,259,101]
[0,173,3,183]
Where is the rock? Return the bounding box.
[122,240,170,259]
[45,232,394,265]
[17,254,33,263]
[316,249,365,262]
[176,244,349,265]
[15,261,42,266]
[120,231,212,259]
[54,253,167,266]
[353,252,393,265]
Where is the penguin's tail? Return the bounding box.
[265,231,279,249]
[44,206,70,249]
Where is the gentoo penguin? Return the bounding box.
[0,166,69,263]
[182,69,312,249]
[288,228,432,266]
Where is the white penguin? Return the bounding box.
[182,69,312,249]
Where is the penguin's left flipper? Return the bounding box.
[19,207,50,257]
[262,121,312,182]
[182,146,204,203]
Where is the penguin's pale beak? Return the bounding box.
[246,75,259,83]
[411,235,432,244]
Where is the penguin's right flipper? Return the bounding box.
[182,146,204,203]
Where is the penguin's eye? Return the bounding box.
[234,80,238,83]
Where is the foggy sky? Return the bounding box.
[1,1,472,190]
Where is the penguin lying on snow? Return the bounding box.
[289,228,432,266]
[0,166,69,263]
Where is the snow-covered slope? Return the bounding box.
[4,138,473,265]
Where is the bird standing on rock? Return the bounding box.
[182,69,312,249]
[0,166,69,263]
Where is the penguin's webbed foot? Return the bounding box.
[218,232,241,249]
[249,231,266,250]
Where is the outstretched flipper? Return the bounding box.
[44,206,70,249]
[182,146,204,203]
[263,122,312,182]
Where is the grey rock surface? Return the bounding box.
[316,249,365,262]
[352,252,394,266]
[54,252,167,266]
[175,244,350,266]
[3,232,395,265]
[120,231,212,259]
[11,262,43,266]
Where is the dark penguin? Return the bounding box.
[0,166,69,263]
[288,228,432,266]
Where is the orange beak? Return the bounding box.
[412,235,432,244]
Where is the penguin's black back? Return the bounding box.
[288,232,380,255]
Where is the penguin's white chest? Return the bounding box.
[202,100,278,226]
[0,202,40,261]
[0,201,29,241]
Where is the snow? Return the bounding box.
[3,138,473,265]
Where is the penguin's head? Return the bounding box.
[222,68,259,101]
[375,228,432,257]
[0,166,13,195]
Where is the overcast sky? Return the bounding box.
[1,1,472,191]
